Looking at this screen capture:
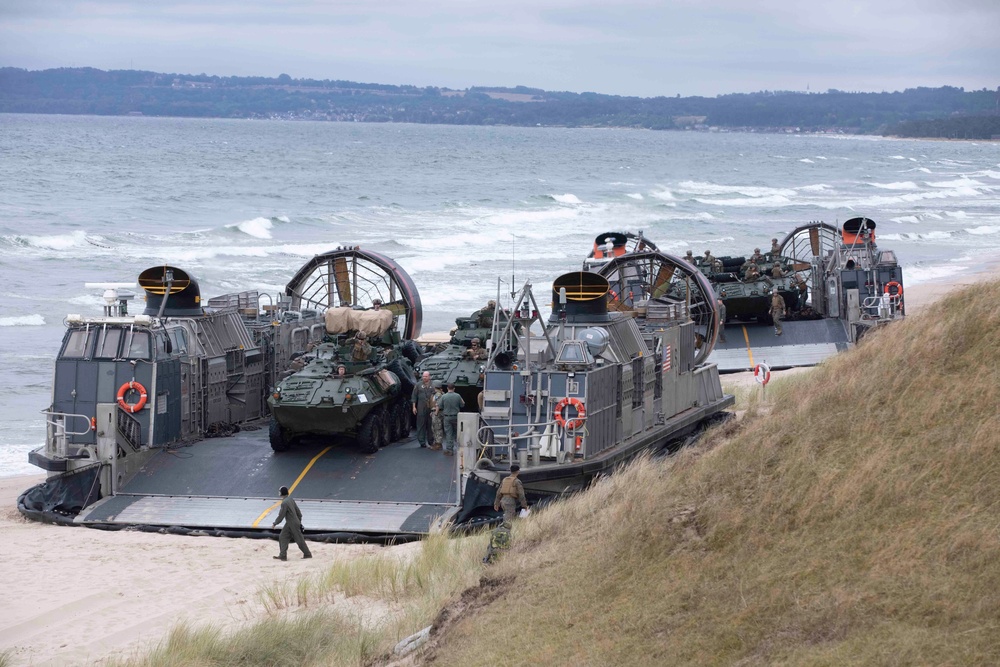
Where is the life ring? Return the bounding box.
[753,363,771,387]
[884,281,903,299]
[554,397,586,430]
[116,380,148,413]
[608,289,619,301]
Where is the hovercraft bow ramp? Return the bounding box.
[74,427,460,538]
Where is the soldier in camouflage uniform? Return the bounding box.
[744,263,761,281]
[483,519,513,564]
[494,463,529,522]
[794,273,808,309]
[351,331,372,362]
[430,383,445,450]
[770,238,781,254]
[464,337,488,360]
[717,299,727,343]
[684,250,695,264]
[770,262,785,278]
[750,247,764,264]
[771,291,786,336]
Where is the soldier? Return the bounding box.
[770,263,785,279]
[336,364,347,377]
[271,486,312,561]
[465,337,488,361]
[704,249,716,266]
[771,291,786,336]
[711,257,724,273]
[351,331,372,362]
[717,299,727,343]
[770,238,781,255]
[684,249,696,264]
[476,300,497,329]
[494,463,529,523]
[411,371,435,448]
[371,298,383,311]
[744,263,761,281]
[750,247,764,264]
[438,383,465,456]
[430,382,444,451]
[483,519,513,564]
[794,273,808,309]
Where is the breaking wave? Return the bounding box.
[0,314,45,327]
[550,194,582,204]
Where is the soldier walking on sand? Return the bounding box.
[411,371,435,448]
[494,463,529,523]
[272,486,311,561]
[771,291,786,336]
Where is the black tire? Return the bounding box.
[396,399,411,439]
[401,339,421,364]
[357,410,382,454]
[386,401,403,442]
[377,407,392,448]
[269,418,291,452]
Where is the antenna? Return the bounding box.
[511,233,516,299]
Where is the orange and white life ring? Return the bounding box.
[608,289,619,301]
[753,363,771,387]
[884,281,903,299]
[117,380,148,413]
[554,397,586,430]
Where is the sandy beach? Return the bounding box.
[2,263,998,666]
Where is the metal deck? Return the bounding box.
[712,318,852,372]
[75,428,461,535]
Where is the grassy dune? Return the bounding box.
[425,280,1000,666]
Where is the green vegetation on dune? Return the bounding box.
[428,280,1000,666]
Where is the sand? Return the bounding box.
[2,261,999,666]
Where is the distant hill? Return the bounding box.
[1,67,998,137]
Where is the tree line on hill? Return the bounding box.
[1,67,998,139]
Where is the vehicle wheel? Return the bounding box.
[357,410,382,454]
[401,339,421,364]
[377,407,392,448]
[396,399,411,439]
[386,402,403,442]
[269,418,291,452]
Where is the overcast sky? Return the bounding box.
[1,0,997,97]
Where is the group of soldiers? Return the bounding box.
[411,371,465,455]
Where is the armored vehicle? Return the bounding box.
[692,251,805,324]
[267,305,419,453]
[415,303,516,411]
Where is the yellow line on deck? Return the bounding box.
[252,446,332,528]
[742,325,754,368]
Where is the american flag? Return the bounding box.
[662,345,671,372]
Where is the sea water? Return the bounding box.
[1,113,999,476]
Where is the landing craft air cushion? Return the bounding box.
[19,247,734,538]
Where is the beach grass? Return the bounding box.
[424,278,1000,665]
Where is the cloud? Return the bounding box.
[1,0,997,96]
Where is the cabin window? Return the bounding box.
[62,329,94,359]
[125,331,151,360]
[95,327,123,359]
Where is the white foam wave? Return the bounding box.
[0,314,45,327]
[945,210,968,219]
[889,155,907,160]
[926,178,985,189]
[878,231,952,242]
[903,262,969,286]
[814,156,828,160]
[871,181,918,190]
[678,181,796,198]
[798,184,830,192]
[228,217,274,239]
[14,230,87,250]
[551,194,582,204]
[966,225,1000,236]
[693,194,793,207]
[889,216,920,224]
[649,189,675,201]
[626,193,644,200]
[799,158,814,164]
[276,215,291,223]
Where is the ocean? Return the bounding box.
[1,113,998,476]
